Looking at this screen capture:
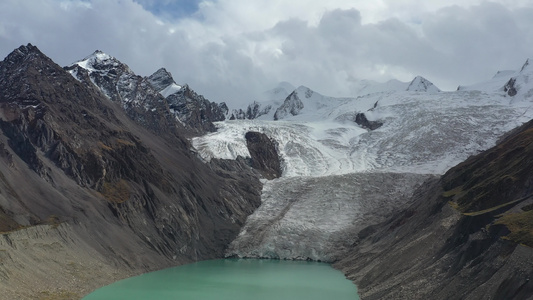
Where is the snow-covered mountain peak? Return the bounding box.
[273,90,304,120]
[90,50,110,59]
[406,76,441,93]
[74,50,125,73]
[294,85,315,98]
[261,81,296,102]
[270,86,356,121]
[277,81,296,92]
[147,67,182,97]
[65,50,171,121]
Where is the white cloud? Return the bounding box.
[1,0,532,107]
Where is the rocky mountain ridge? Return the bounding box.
[228,76,441,121]
[406,75,441,93]
[67,50,227,135]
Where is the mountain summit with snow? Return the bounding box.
[147,67,182,97]
[406,75,441,93]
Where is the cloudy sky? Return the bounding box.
[1,0,532,107]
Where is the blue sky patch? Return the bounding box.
[134,0,201,19]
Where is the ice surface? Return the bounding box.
[194,89,532,177]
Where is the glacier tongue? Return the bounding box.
[226,173,431,261]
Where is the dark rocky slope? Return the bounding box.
[0,44,261,299]
[146,67,229,135]
[166,84,227,134]
[244,131,282,180]
[335,119,533,299]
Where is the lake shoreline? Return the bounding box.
[84,258,359,300]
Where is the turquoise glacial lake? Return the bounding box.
[83,258,359,300]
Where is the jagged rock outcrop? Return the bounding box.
[246,101,272,119]
[144,68,228,134]
[229,108,246,120]
[244,131,282,179]
[65,51,178,135]
[229,102,273,120]
[66,51,229,136]
[147,67,176,93]
[165,84,227,134]
[335,118,533,299]
[0,44,262,299]
[274,91,304,120]
[355,112,383,130]
[504,59,532,99]
[504,78,518,96]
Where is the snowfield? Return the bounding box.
[194,90,531,177]
[193,60,533,261]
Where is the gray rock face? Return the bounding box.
[67,50,230,136]
[229,102,272,120]
[274,91,304,120]
[65,51,176,135]
[504,78,518,96]
[335,178,533,299]
[246,101,272,119]
[166,84,227,134]
[147,67,175,93]
[502,58,533,100]
[244,131,282,179]
[355,112,383,130]
[406,76,441,93]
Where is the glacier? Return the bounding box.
[193,60,533,261]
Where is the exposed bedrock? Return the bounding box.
[244,131,282,179]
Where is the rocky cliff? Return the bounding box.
[165,84,227,134]
[0,44,262,299]
[274,91,304,120]
[244,131,282,180]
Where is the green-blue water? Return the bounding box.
[84,259,359,300]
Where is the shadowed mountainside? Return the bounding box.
[0,44,262,299]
